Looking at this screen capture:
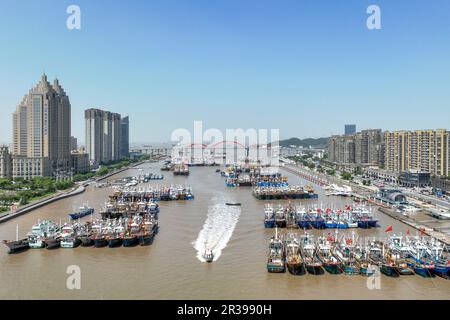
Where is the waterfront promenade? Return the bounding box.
[0,160,147,224]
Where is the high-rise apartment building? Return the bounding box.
[11,74,71,177]
[120,116,129,159]
[85,108,124,165]
[70,136,78,151]
[345,124,356,135]
[328,129,382,166]
[384,129,450,177]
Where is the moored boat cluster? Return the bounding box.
[268,230,450,279]
[3,192,162,253]
[253,186,318,200]
[110,185,194,201]
[264,204,379,229]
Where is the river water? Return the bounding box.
[0,161,449,300]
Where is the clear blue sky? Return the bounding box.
[1,0,449,144]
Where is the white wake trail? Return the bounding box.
[193,198,241,262]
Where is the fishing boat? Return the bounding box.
[335,236,360,275]
[90,223,108,248]
[68,205,95,220]
[406,241,436,278]
[267,229,286,273]
[3,225,29,254]
[106,225,124,248]
[285,234,306,275]
[386,236,414,276]
[424,238,450,279]
[78,223,93,247]
[148,202,159,215]
[173,163,190,176]
[274,207,287,228]
[316,236,343,275]
[45,236,61,250]
[138,215,156,246]
[60,223,81,248]
[310,210,326,229]
[368,241,399,278]
[27,220,53,249]
[203,249,214,263]
[122,219,140,247]
[354,244,376,276]
[264,205,275,228]
[295,209,312,229]
[300,233,324,275]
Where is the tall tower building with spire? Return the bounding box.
[11,74,72,178]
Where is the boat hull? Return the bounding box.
[45,239,60,250]
[138,233,154,246]
[297,221,312,229]
[60,238,81,248]
[107,238,123,248]
[80,236,93,247]
[287,262,306,276]
[267,264,286,273]
[306,264,324,275]
[93,238,108,248]
[311,220,326,230]
[3,240,29,254]
[122,236,138,247]
[380,265,400,278]
[264,220,275,228]
[275,220,287,228]
[323,263,344,275]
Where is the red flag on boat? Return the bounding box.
[406,229,411,235]
[385,226,393,233]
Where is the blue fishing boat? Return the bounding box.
[325,219,337,229]
[296,211,312,229]
[336,219,349,229]
[368,219,379,228]
[68,205,94,220]
[406,243,436,278]
[357,219,371,229]
[406,259,435,278]
[311,215,326,229]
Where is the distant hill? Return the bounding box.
[272,137,328,148]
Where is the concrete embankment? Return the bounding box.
[378,207,450,246]
[0,185,86,224]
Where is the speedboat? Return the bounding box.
[203,249,214,263]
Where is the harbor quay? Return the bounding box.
[0,160,449,300]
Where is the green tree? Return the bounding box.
[341,171,352,181]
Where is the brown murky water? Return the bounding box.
[0,162,449,300]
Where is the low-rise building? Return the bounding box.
[71,152,90,174]
[364,167,400,184]
[399,170,431,188]
[12,156,50,179]
[431,176,450,193]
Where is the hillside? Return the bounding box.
[273,137,328,148]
